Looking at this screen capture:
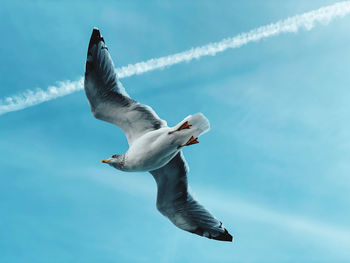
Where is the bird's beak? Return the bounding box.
[101,159,110,163]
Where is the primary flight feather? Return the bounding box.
[84,28,233,242]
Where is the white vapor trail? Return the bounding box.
[1,1,350,115]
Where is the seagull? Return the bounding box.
[84,28,233,242]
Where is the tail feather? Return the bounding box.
[179,113,210,137]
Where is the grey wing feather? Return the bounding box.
[84,28,167,145]
[150,152,233,242]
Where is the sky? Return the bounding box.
[1,0,350,262]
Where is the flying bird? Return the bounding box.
[84,28,233,242]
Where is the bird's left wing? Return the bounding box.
[84,28,167,145]
[150,152,233,242]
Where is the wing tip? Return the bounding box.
[88,27,105,51]
[193,226,234,242]
[213,228,233,242]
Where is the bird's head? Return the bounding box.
[101,154,125,170]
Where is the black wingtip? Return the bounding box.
[88,27,105,51]
[213,228,233,242]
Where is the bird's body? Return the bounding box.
[107,114,210,172]
[123,127,174,172]
[124,127,181,172]
[84,28,233,242]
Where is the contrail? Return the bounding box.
[1,1,350,115]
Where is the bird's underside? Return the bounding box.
[84,27,233,242]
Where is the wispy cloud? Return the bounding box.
[89,169,350,252]
[1,1,350,116]
[203,191,350,248]
[0,78,84,115]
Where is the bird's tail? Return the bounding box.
[175,113,210,138]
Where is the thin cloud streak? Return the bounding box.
[0,78,84,115]
[1,1,350,115]
[90,170,350,251]
[203,192,350,248]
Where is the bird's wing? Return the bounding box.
[84,28,167,145]
[150,152,233,242]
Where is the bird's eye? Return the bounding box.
[112,154,118,158]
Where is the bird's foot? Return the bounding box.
[169,121,192,135]
[178,136,199,149]
[178,121,192,131]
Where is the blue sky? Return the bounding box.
[1,0,350,262]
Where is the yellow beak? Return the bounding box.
[101,159,110,163]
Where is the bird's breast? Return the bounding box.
[123,128,179,172]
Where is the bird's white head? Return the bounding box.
[101,154,125,170]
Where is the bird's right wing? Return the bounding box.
[150,152,233,242]
[84,28,167,145]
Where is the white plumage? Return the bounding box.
[123,113,210,172]
[84,28,233,242]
